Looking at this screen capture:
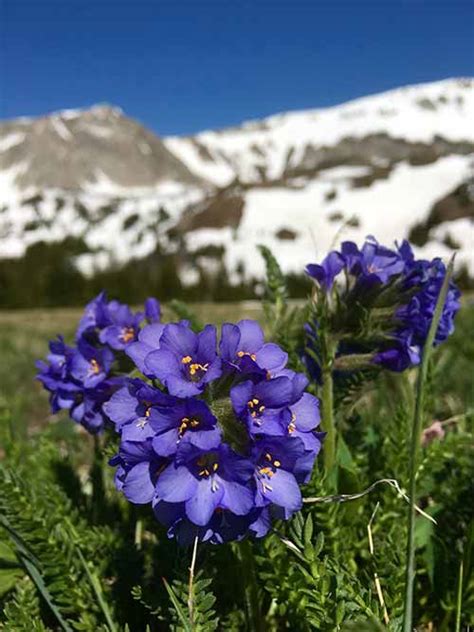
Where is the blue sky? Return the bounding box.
[1,0,473,135]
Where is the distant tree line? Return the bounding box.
[0,238,312,308]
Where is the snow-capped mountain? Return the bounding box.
[1,78,473,287]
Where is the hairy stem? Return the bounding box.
[402,256,454,632]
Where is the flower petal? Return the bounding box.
[185,478,223,526]
[160,323,197,357]
[103,386,137,428]
[156,464,197,502]
[122,462,156,504]
[230,381,253,417]
[256,343,287,371]
[237,319,264,352]
[290,393,321,431]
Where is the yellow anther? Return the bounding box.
[90,359,100,374]
[188,362,209,376]
[252,398,259,405]
[259,466,273,476]
[212,463,219,471]
[181,355,192,364]
[145,407,151,418]
[121,327,135,343]
[264,453,272,461]
[237,350,257,361]
[288,422,296,434]
[273,460,281,468]
[258,405,265,413]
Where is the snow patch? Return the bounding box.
[0,132,26,152]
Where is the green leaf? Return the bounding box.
[162,577,192,632]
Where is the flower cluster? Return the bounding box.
[306,237,460,373]
[36,293,161,433]
[106,319,323,544]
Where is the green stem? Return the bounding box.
[455,559,463,632]
[236,540,262,632]
[321,363,336,474]
[402,257,454,632]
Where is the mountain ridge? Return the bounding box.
[0,77,473,291]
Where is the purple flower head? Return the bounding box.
[125,323,166,376]
[76,292,111,340]
[151,398,222,457]
[111,439,166,504]
[76,292,156,351]
[145,323,222,397]
[220,320,287,376]
[70,339,114,388]
[230,377,293,437]
[342,237,405,285]
[251,436,306,515]
[99,304,144,351]
[36,335,74,398]
[306,251,345,290]
[72,378,124,434]
[305,237,460,376]
[103,379,174,441]
[156,443,254,527]
[36,333,123,433]
[373,333,421,372]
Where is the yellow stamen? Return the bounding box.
[121,327,135,343]
[90,359,100,374]
[273,460,281,468]
[188,362,209,376]
[237,350,257,361]
[181,355,192,364]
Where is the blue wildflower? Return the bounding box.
[230,377,294,437]
[306,251,345,290]
[150,398,222,457]
[155,443,254,527]
[220,319,287,375]
[305,236,460,374]
[145,322,222,397]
